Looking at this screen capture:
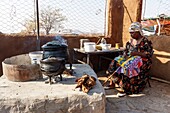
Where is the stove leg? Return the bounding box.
[45,77,53,85]
[49,77,52,84]
[60,74,62,81]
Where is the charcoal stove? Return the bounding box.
[40,36,72,84]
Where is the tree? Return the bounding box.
[25,20,36,35]
[21,16,36,35]
[40,6,66,35]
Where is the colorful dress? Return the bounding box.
[107,36,153,94]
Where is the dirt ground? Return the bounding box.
[102,79,170,113]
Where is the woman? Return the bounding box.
[106,22,153,95]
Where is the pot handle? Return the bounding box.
[48,56,66,62]
[48,56,55,58]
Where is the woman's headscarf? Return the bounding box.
[129,22,143,36]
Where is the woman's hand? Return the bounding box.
[130,51,137,56]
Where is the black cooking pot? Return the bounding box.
[40,57,65,72]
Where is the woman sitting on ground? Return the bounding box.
[106,22,153,95]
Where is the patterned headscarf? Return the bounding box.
[129,22,143,36]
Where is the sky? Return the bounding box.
[142,0,170,19]
[0,0,105,34]
[39,0,106,33]
[0,0,35,33]
[0,0,170,34]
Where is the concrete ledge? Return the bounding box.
[0,64,105,113]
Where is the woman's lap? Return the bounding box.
[107,56,150,94]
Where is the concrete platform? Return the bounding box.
[0,64,105,113]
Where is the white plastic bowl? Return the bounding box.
[29,51,43,64]
[101,44,111,51]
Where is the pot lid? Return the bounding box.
[42,41,67,49]
[41,57,65,63]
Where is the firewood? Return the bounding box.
[75,74,96,93]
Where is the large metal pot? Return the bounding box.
[41,39,72,74]
[40,57,65,72]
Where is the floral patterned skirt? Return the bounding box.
[116,72,150,94]
[107,56,151,94]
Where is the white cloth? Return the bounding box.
[129,22,143,36]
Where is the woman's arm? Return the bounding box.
[130,38,153,58]
[130,51,146,58]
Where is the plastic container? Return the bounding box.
[84,42,96,52]
[115,43,120,49]
[29,51,43,64]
